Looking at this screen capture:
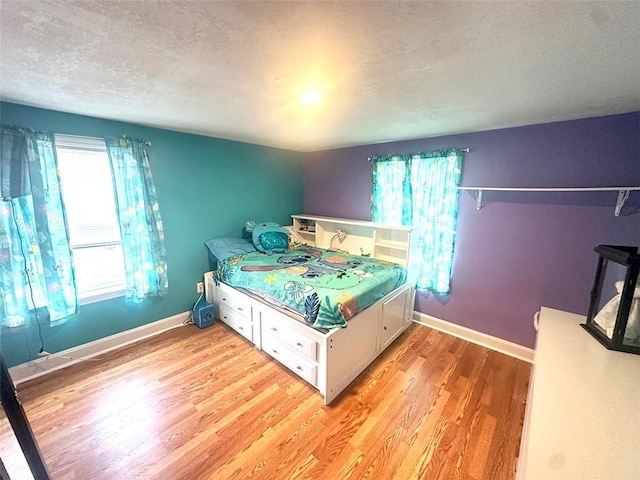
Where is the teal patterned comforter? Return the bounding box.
[218,245,407,329]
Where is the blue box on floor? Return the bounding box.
[193,298,216,329]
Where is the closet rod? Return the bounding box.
[368,147,469,161]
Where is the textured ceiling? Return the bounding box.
[1,1,639,152]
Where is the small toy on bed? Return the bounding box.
[246,220,290,255]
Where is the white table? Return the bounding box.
[518,307,640,480]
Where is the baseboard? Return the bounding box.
[413,312,535,363]
[9,310,532,385]
[9,311,190,385]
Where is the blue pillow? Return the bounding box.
[204,237,256,264]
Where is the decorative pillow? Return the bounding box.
[246,221,289,255]
[259,230,289,253]
[204,237,256,264]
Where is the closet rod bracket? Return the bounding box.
[615,189,630,217]
[476,189,484,210]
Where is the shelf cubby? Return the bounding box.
[291,215,412,268]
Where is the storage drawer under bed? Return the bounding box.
[219,305,253,343]
[261,333,318,387]
[261,312,318,362]
[217,282,251,319]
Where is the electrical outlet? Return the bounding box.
[197,281,204,293]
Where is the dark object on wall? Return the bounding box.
[582,245,640,355]
[0,355,52,479]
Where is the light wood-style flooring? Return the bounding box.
[1,321,531,479]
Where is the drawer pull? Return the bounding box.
[383,326,387,330]
[238,326,244,331]
[271,327,278,332]
[223,315,228,320]
[237,307,243,311]
[296,342,303,347]
[296,366,303,371]
[272,349,278,354]
[222,297,227,301]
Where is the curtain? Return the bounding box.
[105,137,168,302]
[372,149,464,294]
[0,126,78,327]
[372,155,412,225]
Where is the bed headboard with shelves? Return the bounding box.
[291,214,412,268]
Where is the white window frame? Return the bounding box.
[54,134,126,305]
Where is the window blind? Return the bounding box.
[55,134,121,247]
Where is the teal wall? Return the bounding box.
[0,102,304,367]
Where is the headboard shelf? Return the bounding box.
[291,214,412,267]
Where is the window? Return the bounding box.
[55,134,126,304]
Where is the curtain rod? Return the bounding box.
[368,147,470,161]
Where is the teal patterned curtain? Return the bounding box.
[105,137,168,301]
[0,126,78,327]
[372,149,464,294]
[372,155,412,225]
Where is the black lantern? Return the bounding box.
[582,245,640,355]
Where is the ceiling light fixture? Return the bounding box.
[300,91,322,105]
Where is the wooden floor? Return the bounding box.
[1,321,531,480]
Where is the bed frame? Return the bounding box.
[205,215,415,405]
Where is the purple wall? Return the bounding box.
[303,113,640,349]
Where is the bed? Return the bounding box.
[204,215,415,405]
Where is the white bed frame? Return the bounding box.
[205,215,415,405]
